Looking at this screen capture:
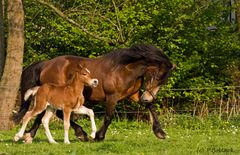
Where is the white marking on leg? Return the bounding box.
[14,111,32,142]
[64,122,70,144]
[63,109,71,144]
[74,106,97,139]
[42,107,57,144]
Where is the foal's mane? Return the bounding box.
[102,44,172,68]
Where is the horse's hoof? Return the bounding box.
[23,133,33,143]
[75,129,88,142]
[94,134,105,142]
[153,129,166,139]
[154,131,166,139]
[153,125,166,139]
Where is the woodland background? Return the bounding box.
[0,0,240,129]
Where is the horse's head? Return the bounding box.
[141,63,175,103]
[76,64,98,87]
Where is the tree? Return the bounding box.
[236,0,240,32]
[0,0,24,130]
[0,0,4,78]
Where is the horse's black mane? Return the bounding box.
[102,44,173,68]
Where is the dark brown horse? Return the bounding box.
[13,44,174,142]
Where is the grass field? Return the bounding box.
[0,115,240,155]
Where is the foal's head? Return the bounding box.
[141,63,175,103]
[75,64,98,87]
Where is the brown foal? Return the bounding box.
[14,65,98,144]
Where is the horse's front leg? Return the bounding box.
[63,108,71,144]
[94,96,117,141]
[56,110,89,141]
[147,103,166,139]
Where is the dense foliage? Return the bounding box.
[24,0,240,112]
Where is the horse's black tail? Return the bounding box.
[12,60,45,124]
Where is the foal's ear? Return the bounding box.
[171,64,177,70]
[77,64,84,69]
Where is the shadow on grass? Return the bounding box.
[0,137,121,144]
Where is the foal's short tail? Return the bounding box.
[24,86,40,101]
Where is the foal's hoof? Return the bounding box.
[23,133,33,144]
[13,135,21,142]
[88,136,96,142]
[90,133,96,139]
[50,141,58,144]
[64,141,70,144]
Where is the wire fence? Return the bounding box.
[1,85,240,120]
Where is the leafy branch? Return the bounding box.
[37,0,118,45]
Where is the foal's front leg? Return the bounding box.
[56,110,89,141]
[42,107,57,144]
[74,106,97,139]
[63,108,71,144]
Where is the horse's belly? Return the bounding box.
[84,86,106,102]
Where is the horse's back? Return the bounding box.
[21,60,47,93]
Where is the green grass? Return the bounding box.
[0,115,240,155]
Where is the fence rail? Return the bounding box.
[1,85,239,120]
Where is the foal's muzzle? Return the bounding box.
[90,79,98,87]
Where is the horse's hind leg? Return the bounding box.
[74,106,97,139]
[42,107,57,144]
[24,111,45,143]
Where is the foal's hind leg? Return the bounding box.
[42,107,57,144]
[14,109,42,142]
[74,106,97,139]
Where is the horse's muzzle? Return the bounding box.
[140,91,154,103]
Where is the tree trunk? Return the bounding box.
[0,0,5,78]
[236,0,240,32]
[0,0,24,130]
